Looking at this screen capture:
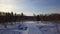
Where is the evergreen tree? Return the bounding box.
[36,15,40,21]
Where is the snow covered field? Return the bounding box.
[0,21,60,34]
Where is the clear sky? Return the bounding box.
[0,0,60,16]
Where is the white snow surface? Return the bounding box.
[0,21,60,34]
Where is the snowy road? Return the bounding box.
[27,23,42,34]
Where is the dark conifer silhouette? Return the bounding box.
[36,15,40,21]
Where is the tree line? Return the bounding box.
[39,14,60,21]
[0,12,60,24]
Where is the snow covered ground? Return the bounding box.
[0,21,60,34]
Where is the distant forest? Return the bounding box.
[0,12,60,23]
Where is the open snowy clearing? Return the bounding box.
[0,21,60,34]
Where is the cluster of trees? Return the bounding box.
[0,12,24,23]
[37,14,60,21]
[0,12,60,24]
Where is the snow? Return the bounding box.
[0,21,60,34]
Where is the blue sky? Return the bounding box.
[0,0,60,16]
